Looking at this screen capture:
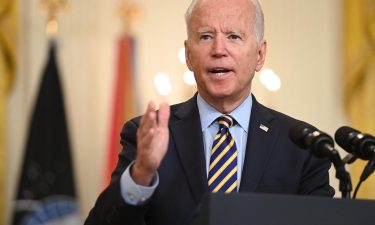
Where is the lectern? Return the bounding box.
[190,193,375,225]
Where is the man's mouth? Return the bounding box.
[208,68,233,76]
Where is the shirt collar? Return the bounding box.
[197,93,252,133]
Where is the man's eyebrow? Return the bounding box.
[196,28,215,33]
[225,30,245,36]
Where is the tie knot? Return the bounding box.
[217,115,235,129]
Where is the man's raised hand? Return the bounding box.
[132,101,170,186]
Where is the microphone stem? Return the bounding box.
[336,166,352,199]
[326,145,352,198]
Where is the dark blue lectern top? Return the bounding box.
[190,193,375,225]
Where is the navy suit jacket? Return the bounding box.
[85,94,334,225]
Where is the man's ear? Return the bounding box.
[184,40,193,71]
[255,40,267,72]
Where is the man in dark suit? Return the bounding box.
[85,0,335,224]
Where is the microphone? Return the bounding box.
[334,126,375,160]
[335,126,375,183]
[289,121,352,198]
[289,121,337,159]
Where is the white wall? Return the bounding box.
[6,0,344,222]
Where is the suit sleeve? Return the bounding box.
[84,118,150,225]
[299,149,336,197]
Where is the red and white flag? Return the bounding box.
[105,36,137,185]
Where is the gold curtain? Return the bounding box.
[0,0,18,223]
[343,0,375,199]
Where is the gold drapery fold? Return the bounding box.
[343,0,375,199]
[0,0,18,223]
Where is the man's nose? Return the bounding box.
[211,37,228,58]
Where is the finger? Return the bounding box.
[158,102,170,128]
[140,101,156,125]
[140,101,157,135]
[137,126,155,151]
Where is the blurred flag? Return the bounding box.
[343,0,375,198]
[0,0,18,223]
[12,42,80,225]
[105,36,137,185]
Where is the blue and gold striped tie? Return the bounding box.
[208,115,238,193]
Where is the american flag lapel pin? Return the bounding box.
[259,124,269,132]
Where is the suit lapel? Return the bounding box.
[169,95,208,204]
[168,94,281,197]
[239,95,280,192]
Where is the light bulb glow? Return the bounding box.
[178,48,186,64]
[183,70,196,85]
[259,69,281,92]
[154,72,172,96]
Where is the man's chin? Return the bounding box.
[205,91,234,100]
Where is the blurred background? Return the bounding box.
[1,0,375,224]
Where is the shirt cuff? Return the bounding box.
[120,161,159,205]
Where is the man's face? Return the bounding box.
[185,0,266,106]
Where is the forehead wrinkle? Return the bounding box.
[194,7,252,31]
[188,0,258,39]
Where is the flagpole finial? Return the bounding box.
[39,0,68,37]
[117,0,142,35]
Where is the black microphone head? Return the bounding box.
[334,126,359,154]
[289,121,316,149]
[289,121,335,158]
[335,126,375,160]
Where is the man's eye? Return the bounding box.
[200,34,212,40]
[228,34,241,40]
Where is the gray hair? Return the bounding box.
[184,0,264,43]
